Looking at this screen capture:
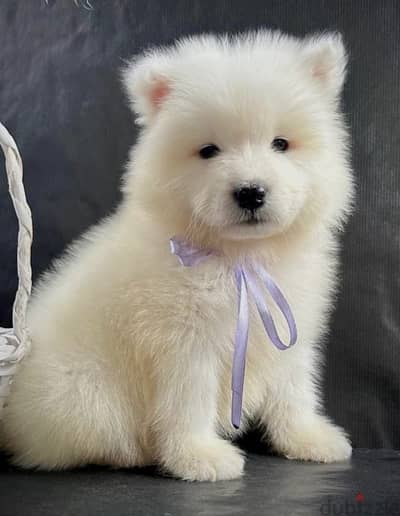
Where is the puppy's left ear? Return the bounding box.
[301,33,347,100]
[122,50,173,126]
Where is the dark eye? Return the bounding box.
[199,144,220,159]
[271,137,289,152]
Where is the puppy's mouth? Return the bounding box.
[238,212,266,226]
[218,211,273,241]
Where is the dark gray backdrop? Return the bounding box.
[1,0,399,449]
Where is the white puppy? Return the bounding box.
[1,30,354,481]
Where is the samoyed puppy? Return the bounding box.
[2,30,354,481]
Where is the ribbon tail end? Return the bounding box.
[231,390,242,430]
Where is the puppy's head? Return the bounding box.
[122,31,353,248]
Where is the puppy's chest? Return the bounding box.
[181,265,289,359]
[184,267,237,324]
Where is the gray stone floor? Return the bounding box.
[1,449,399,516]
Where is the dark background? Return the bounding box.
[1,0,399,450]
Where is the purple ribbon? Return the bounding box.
[170,237,297,429]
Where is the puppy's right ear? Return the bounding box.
[122,50,173,126]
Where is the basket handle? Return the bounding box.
[0,123,33,412]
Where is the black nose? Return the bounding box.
[233,185,266,211]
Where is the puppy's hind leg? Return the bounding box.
[2,350,145,470]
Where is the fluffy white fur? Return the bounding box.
[1,30,354,481]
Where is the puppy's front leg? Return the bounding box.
[260,355,352,463]
[150,340,244,481]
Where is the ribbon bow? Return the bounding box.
[169,237,297,429]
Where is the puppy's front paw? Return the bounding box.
[276,417,352,463]
[162,437,244,482]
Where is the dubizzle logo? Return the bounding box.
[320,492,400,515]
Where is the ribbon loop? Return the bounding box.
[243,266,297,351]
